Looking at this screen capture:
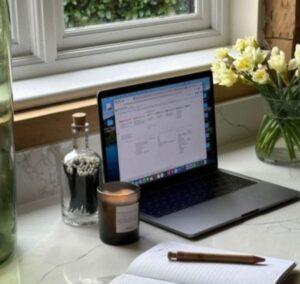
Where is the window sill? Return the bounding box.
[13,47,223,111]
[13,47,256,150]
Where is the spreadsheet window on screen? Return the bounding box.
[101,77,215,185]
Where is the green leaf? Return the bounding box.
[63,0,191,27]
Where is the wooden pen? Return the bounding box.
[168,251,265,264]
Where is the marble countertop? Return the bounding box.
[1,139,300,284]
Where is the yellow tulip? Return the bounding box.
[234,55,254,72]
[211,61,238,87]
[252,68,270,84]
[288,59,298,71]
[268,51,287,73]
[215,48,229,60]
[271,47,280,56]
[243,46,266,65]
[233,38,247,53]
[294,44,300,66]
[219,68,238,87]
[233,36,259,52]
[245,37,259,49]
[211,60,223,84]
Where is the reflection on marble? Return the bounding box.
[15,96,263,206]
[0,254,21,284]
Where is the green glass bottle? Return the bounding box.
[0,0,16,264]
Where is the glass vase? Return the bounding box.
[255,97,300,165]
[0,0,16,264]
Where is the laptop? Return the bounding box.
[97,71,299,238]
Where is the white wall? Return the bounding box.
[229,0,262,44]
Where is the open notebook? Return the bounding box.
[111,242,296,284]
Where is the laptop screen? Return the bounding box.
[99,73,216,185]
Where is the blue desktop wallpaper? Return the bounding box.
[100,77,213,183]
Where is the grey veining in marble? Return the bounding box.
[16,141,68,204]
[16,134,102,205]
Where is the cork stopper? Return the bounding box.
[72,112,87,126]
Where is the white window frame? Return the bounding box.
[9,0,31,56]
[57,0,211,50]
[11,0,229,80]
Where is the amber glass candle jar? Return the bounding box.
[98,182,140,245]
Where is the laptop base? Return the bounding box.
[140,170,299,239]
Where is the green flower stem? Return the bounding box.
[256,115,300,161]
[258,119,278,145]
[256,115,275,139]
[277,73,283,92]
[284,122,300,150]
[266,129,281,155]
[279,123,295,159]
[256,117,280,155]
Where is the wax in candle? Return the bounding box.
[100,189,138,204]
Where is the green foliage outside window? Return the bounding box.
[64,0,193,28]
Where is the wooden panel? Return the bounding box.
[263,0,299,58]
[14,98,99,150]
[263,38,294,59]
[214,83,256,103]
[14,83,256,151]
[296,0,300,45]
[264,0,296,39]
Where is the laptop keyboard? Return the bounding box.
[140,171,256,218]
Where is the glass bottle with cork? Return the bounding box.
[61,112,103,226]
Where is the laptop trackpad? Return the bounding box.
[141,183,298,237]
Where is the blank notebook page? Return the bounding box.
[127,242,295,284]
[112,274,176,284]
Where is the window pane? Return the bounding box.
[64,0,195,28]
